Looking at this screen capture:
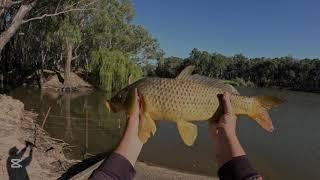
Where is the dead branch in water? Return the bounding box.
[41,106,51,128]
[20,110,78,174]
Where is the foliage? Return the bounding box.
[155,56,184,78]
[48,15,81,48]
[155,48,320,91]
[225,78,255,88]
[0,0,163,93]
[90,50,142,96]
[85,0,163,62]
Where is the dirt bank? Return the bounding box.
[0,95,74,179]
[42,72,93,92]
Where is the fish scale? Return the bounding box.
[137,78,224,121]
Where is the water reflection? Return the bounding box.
[11,88,126,160]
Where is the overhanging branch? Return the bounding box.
[22,7,96,24]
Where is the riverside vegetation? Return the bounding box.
[0,0,319,95]
[153,50,320,92]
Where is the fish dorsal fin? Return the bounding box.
[176,65,195,79]
[187,74,240,95]
[177,121,198,146]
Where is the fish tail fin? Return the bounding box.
[248,96,285,132]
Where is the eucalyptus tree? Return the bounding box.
[86,0,163,93]
[47,12,82,90]
[0,0,95,50]
[0,0,96,90]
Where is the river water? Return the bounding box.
[9,87,320,180]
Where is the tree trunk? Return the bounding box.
[35,69,43,88]
[0,0,37,50]
[63,41,73,90]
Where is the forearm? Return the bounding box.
[212,130,261,180]
[115,132,142,167]
[220,130,246,161]
[115,116,143,166]
[90,118,142,180]
[213,129,245,167]
[91,89,142,180]
[211,92,262,179]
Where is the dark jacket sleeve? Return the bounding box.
[89,153,136,180]
[218,155,262,180]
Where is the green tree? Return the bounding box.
[154,49,320,91]
[90,50,142,96]
[47,13,82,90]
[155,56,183,78]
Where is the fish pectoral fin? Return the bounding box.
[177,121,198,146]
[138,113,157,143]
[145,113,157,136]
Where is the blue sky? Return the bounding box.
[132,0,320,59]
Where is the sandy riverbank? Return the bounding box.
[135,162,217,180]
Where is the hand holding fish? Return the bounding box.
[210,92,237,138]
[209,92,246,167]
[115,88,143,166]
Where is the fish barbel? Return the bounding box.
[106,66,284,146]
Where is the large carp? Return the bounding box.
[106,66,284,146]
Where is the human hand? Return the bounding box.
[209,92,237,139]
[209,92,246,167]
[125,88,144,144]
[115,88,143,166]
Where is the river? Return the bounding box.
[9,87,320,180]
